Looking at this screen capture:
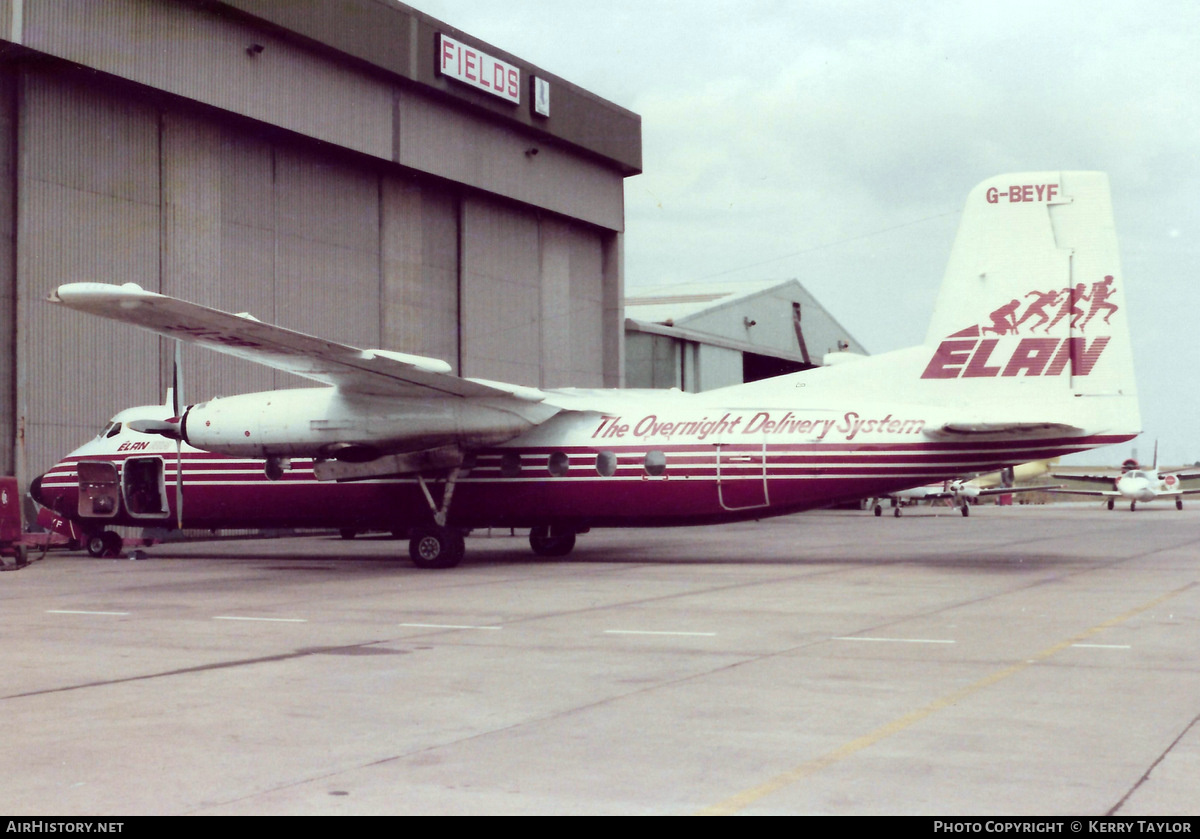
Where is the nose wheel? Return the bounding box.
[85,530,123,558]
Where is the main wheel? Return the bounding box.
[529,524,577,557]
[408,527,465,569]
[1107,499,1114,511]
[1130,501,1137,512]
[960,504,970,517]
[873,504,882,517]
[1176,498,1183,510]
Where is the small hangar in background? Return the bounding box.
[624,279,868,391]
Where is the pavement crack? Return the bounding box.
[1107,706,1200,816]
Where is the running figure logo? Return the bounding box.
[920,274,1120,380]
[982,275,1118,337]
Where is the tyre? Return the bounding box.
[529,524,576,557]
[408,527,465,569]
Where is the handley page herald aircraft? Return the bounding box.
[35,171,1140,568]
[1049,445,1200,511]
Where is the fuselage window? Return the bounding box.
[644,450,667,476]
[500,452,522,477]
[596,451,617,477]
[548,451,570,477]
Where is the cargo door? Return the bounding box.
[77,461,120,519]
[121,457,169,518]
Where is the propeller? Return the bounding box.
[171,340,184,530]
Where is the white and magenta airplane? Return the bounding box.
[1050,445,1200,511]
[33,171,1141,567]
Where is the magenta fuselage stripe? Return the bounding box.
[35,433,1130,531]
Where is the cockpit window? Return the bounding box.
[105,422,122,439]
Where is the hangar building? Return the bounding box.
[625,280,867,392]
[0,0,641,498]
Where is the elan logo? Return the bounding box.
[921,335,1110,379]
[921,275,1119,380]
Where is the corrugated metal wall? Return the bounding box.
[539,218,605,388]
[16,73,162,481]
[460,197,541,386]
[9,65,616,485]
[379,176,459,370]
[18,0,628,232]
[0,69,14,477]
[24,0,394,162]
[460,199,608,389]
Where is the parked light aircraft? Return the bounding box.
[1049,446,1200,511]
[868,459,1059,517]
[869,479,1056,517]
[34,172,1140,568]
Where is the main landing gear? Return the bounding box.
[408,468,465,569]
[529,524,576,557]
[405,466,580,568]
[408,525,465,570]
[871,498,902,517]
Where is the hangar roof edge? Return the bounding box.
[211,0,643,175]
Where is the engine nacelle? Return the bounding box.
[182,387,547,459]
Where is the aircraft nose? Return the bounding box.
[29,473,47,506]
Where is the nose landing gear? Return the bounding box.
[85,530,123,558]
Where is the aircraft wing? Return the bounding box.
[1047,488,1119,498]
[48,283,522,400]
[972,485,1060,497]
[1050,473,1118,485]
[891,484,1059,500]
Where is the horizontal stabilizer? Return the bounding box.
[927,421,1084,437]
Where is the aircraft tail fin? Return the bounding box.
[717,172,1140,444]
[921,172,1135,399]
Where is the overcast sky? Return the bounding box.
[418,0,1200,465]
